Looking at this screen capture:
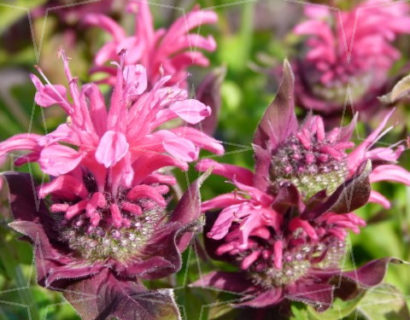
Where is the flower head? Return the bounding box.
[0,51,223,318]
[293,0,410,114]
[84,0,218,88]
[33,0,124,24]
[193,61,409,312]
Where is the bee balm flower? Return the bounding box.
[84,0,218,88]
[0,51,223,319]
[293,0,410,115]
[193,61,409,313]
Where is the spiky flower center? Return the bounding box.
[247,239,345,288]
[312,73,373,105]
[51,172,167,262]
[270,135,347,199]
[59,204,163,262]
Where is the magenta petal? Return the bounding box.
[116,256,175,280]
[162,132,199,162]
[196,159,254,186]
[368,190,391,209]
[171,127,224,155]
[193,67,226,135]
[64,269,180,320]
[31,74,70,110]
[253,60,298,150]
[4,172,45,221]
[39,144,85,175]
[169,99,211,124]
[95,130,129,168]
[370,164,410,185]
[170,173,208,251]
[237,288,283,308]
[82,13,125,40]
[135,223,185,280]
[123,64,147,97]
[191,271,254,293]
[341,257,403,289]
[286,282,334,312]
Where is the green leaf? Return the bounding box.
[291,302,312,320]
[379,73,410,103]
[0,0,47,34]
[355,284,410,320]
[307,292,365,320]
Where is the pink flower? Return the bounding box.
[193,61,409,312]
[254,61,410,207]
[84,0,218,88]
[32,0,125,24]
[0,50,224,318]
[293,0,410,114]
[0,50,223,228]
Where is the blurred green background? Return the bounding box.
[0,0,409,319]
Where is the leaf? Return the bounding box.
[303,161,371,219]
[306,293,365,320]
[194,67,226,135]
[291,302,314,320]
[379,74,410,103]
[64,269,181,320]
[253,59,298,150]
[0,0,47,33]
[355,284,410,320]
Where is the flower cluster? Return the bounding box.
[193,61,410,311]
[84,0,217,87]
[293,0,410,115]
[0,48,222,318]
[1,1,409,319]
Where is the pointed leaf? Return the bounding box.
[303,161,371,219]
[253,60,298,150]
[193,67,226,135]
[64,269,181,320]
[355,284,410,320]
[379,73,410,103]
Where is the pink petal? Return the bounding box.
[0,133,41,154]
[201,193,246,212]
[126,185,166,207]
[83,14,125,40]
[274,240,283,269]
[368,190,391,209]
[94,42,117,66]
[110,203,123,228]
[161,131,199,162]
[31,74,71,112]
[169,99,211,124]
[171,127,224,155]
[348,109,395,174]
[370,164,410,185]
[95,130,129,168]
[82,84,108,136]
[39,145,85,176]
[123,64,147,97]
[39,175,87,200]
[241,251,261,269]
[196,159,254,186]
[207,205,241,240]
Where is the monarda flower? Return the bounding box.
[0,51,223,319]
[84,0,217,87]
[292,0,410,115]
[193,61,409,313]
